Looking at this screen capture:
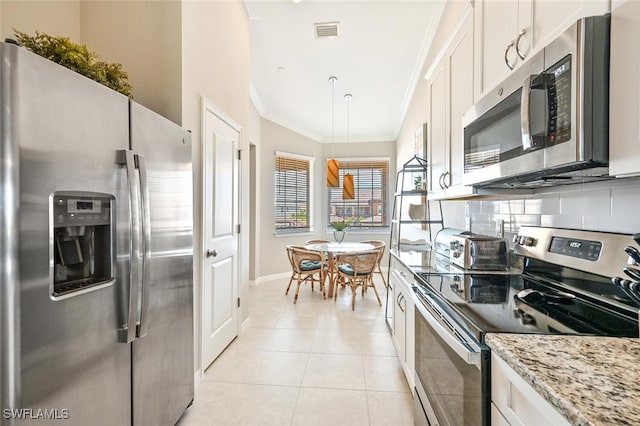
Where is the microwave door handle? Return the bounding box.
[521,75,535,150]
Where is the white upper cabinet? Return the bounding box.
[427,63,447,192]
[447,12,474,190]
[426,5,474,196]
[474,0,610,99]
[609,0,640,177]
[473,0,531,99]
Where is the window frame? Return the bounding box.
[274,151,314,235]
[326,157,390,233]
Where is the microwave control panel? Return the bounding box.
[546,55,572,147]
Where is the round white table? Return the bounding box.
[305,242,375,298]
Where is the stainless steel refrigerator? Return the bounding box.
[0,41,194,425]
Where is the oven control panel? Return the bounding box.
[549,236,602,261]
[514,226,636,279]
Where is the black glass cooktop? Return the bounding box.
[414,266,640,342]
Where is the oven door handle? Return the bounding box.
[415,292,482,365]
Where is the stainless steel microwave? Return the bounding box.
[462,15,610,188]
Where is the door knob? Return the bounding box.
[206,249,218,258]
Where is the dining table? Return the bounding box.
[304,241,376,299]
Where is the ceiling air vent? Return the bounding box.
[314,22,339,39]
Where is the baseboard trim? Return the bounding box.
[253,269,387,285]
[255,272,290,285]
[194,369,202,389]
[240,316,251,333]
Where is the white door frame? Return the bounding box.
[200,97,243,373]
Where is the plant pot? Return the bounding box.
[333,230,346,243]
[408,203,426,220]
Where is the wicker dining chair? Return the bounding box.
[285,245,326,303]
[333,250,381,310]
[360,240,387,288]
[305,239,332,264]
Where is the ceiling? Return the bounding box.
[245,0,446,143]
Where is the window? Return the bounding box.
[328,159,389,230]
[275,153,312,234]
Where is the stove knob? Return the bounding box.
[520,313,536,326]
[513,309,537,326]
[517,236,536,246]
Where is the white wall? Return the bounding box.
[80,1,183,125]
[181,0,251,371]
[394,0,469,231]
[249,101,261,282]
[256,116,396,279]
[258,118,324,278]
[1,1,182,125]
[1,1,81,42]
[395,0,468,169]
[321,140,396,267]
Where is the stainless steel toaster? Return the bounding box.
[449,234,508,271]
[434,228,466,258]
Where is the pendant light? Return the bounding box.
[342,93,355,200]
[326,76,340,188]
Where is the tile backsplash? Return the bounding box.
[466,177,640,239]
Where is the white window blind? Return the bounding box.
[275,155,311,233]
[328,159,389,230]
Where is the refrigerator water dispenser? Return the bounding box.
[51,192,115,298]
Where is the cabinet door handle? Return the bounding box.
[504,41,516,70]
[443,171,450,188]
[206,249,218,258]
[515,28,528,60]
[438,172,446,190]
[398,294,406,313]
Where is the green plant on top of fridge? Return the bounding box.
[13,29,133,97]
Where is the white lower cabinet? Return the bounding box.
[491,403,510,426]
[491,353,570,426]
[389,257,415,391]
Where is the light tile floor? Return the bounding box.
[178,276,414,426]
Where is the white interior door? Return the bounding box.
[202,100,240,369]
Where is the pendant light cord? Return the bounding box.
[329,76,337,159]
[345,93,352,160]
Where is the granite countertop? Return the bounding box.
[486,333,640,426]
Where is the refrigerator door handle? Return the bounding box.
[1,83,21,409]
[136,153,151,339]
[117,150,141,344]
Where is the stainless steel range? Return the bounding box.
[412,226,640,426]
